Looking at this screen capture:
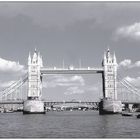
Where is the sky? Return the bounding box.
[1,2,140,101]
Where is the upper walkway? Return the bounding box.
[40,67,104,74]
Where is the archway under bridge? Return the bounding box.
[23,48,122,114]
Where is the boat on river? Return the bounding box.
[121,112,133,117]
[136,114,140,118]
[4,109,14,113]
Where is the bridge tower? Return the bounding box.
[27,49,43,100]
[23,49,45,114]
[99,49,122,114]
[103,48,117,100]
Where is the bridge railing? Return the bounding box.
[41,67,104,70]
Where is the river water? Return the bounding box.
[0,111,140,138]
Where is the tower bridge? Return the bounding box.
[1,48,140,114]
[24,48,121,114]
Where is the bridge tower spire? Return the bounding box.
[23,49,45,114]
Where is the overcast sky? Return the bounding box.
[1,2,140,101]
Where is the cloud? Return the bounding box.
[0,57,26,74]
[134,61,140,67]
[118,59,132,68]
[118,59,140,69]
[43,75,101,96]
[116,22,140,40]
[64,83,101,96]
[43,75,85,88]
[64,86,84,95]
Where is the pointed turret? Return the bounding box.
[40,56,43,67]
[28,52,31,65]
[106,48,110,59]
[38,54,43,67]
[32,49,38,64]
[35,48,37,53]
[104,51,106,59]
[103,51,107,66]
[38,52,40,65]
[113,52,117,64]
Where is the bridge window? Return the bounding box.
[31,83,37,88]
[31,75,38,79]
[107,66,113,72]
[108,76,113,80]
[107,84,114,88]
[31,85,36,88]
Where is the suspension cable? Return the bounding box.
[0,75,28,100]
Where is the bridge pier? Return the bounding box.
[99,99,122,115]
[99,49,122,115]
[23,100,45,114]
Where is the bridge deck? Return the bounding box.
[40,68,104,74]
[122,101,140,104]
[0,101,24,104]
[0,101,99,105]
[44,101,99,104]
[0,100,139,105]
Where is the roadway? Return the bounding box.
[0,100,139,105]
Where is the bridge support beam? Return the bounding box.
[23,49,45,114]
[99,49,122,115]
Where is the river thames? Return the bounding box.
[0,111,140,138]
